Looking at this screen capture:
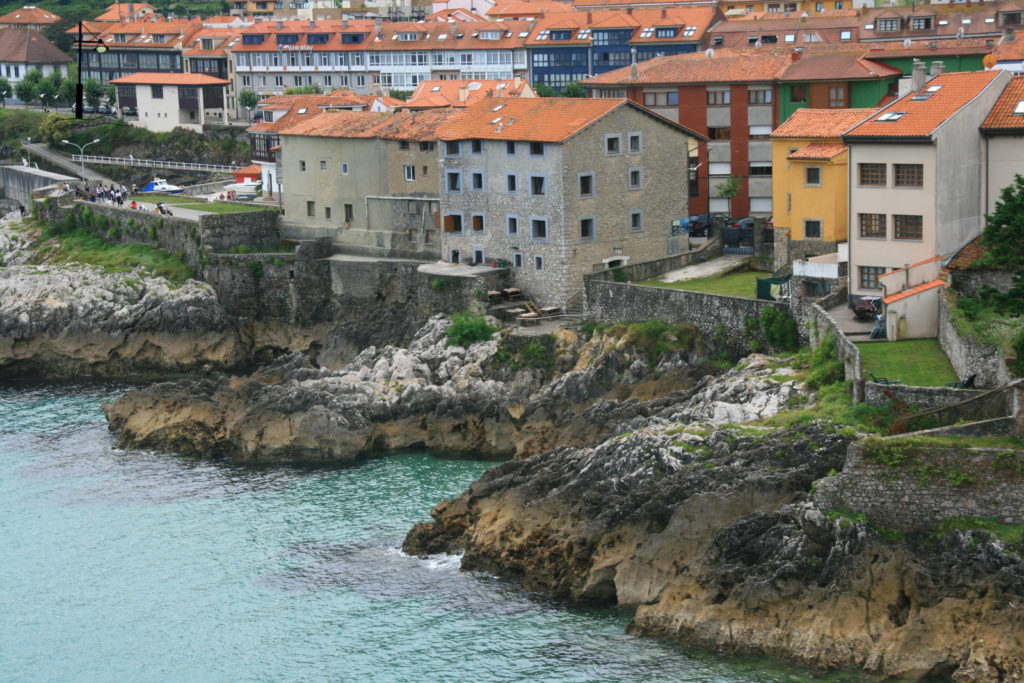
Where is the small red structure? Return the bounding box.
[233,164,261,184]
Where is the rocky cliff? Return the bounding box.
[102,314,805,463]
[404,420,1024,680]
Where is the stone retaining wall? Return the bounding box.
[586,236,722,285]
[806,300,863,402]
[813,442,1024,531]
[864,382,986,410]
[950,269,1016,296]
[937,290,1012,389]
[584,279,790,355]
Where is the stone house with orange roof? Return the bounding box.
[436,97,705,308]
[276,108,458,259]
[0,6,61,32]
[111,72,230,132]
[842,67,1012,338]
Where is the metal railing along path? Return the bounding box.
[70,154,237,174]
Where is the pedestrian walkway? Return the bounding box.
[660,253,749,283]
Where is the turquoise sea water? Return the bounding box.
[0,383,870,682]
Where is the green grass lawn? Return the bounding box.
[856,338,958,387]
[638,269,761,298]
[127,196,261,214]
[39,226,193,283]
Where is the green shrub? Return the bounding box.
[805,333,844,389]
[446,310,497,347]
[430,277,445,291]
[519,337,556,369]
[148,225,157,241]
[610,266,627,283]
[1013,328,1024,376]
[248,260,264,279]
[760,307,799,351]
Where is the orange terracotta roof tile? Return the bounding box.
[845,70,1004,139]
[279,108,459,141]
[111,72,229,85]
[883,278,949,305]
[946,235,988,270]
[981,75,1024,132]
[236,164,262,175]
[249,93,382,133]
[0,27,72,63]
[787,142,848,160]
[0,6,61,24]
[780,53,902,82]
[582,49,791,86]
[406,78,534,109]
[883,255,943,277]
[772,108,878,138]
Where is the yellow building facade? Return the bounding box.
[770,108,876,242]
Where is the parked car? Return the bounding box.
[122,105,137,116]
[687,212,729,237]
[97,103,112,115]
[730,216,754,230]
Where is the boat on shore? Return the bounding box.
[140,178,184,194]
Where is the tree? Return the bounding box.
[22,68,42,86]
[238,88,259,120]
[14,78,37,108]
[534,82,558,98]
[36,71,60,109]
[104,83,116,106]
[84,77,103,109]
[39,113,72,146]
[715,175,742,217]
[58,77,76,106]
[982,173,1024,271]
[562,81,586,98]
[0,76,10,107]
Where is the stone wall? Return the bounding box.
[586,235,722,284]
[201,238,334,325]
[938,290,1013,389]
[1,166,76,205]
[886,381,1021,434]
[772,227,842,274]
[864,382,985,410]
[584,279,791,354]
[813,442,1024,531]
[949,268,1016,296]
[805,299,864,402]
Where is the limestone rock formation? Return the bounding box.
[403,422,1024,680]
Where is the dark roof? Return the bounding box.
[0,26,71,63]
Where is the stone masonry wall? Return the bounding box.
[805,300,864,402]
[864,382,986,410]
[584,279,790,355]
[938,290,1012,389]
[587,236,723,284]
[950,269,1016,296]
[813,442,1024,531]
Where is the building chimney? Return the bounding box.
[459,85,469,102]
[930,60,944,75]
[587,10,592,23]
[309,20,315,29]
[1005,27,1017,42]
[513,74,521,89]
[627,7,632,14]
[661,7,666,17]
[375,17,382,35]
[277,20,283,29]
[911,59,926,91]
[631,47,638,79]
[343,19,348,28]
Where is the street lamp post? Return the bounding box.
[61,138,101,180]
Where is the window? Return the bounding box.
[325,207,332,220]
[446,171,462,193]
[630,210,643,231]
[306,201,315,217]
[894,214,923,240]
[749,88,772,104]
[859,213,886,238]
[840,29,852,40]
[530,175,546,197]
[894,164,923,187]
[529,142,544,156]
[628,133,642,154]
[506,173,517,193]
[707,89,730,105]
[605,134,621,155]
[471,139,483,155]
[507,216,518,236]
[628,167,642,190]
[344,204,353,222]
[580,217,595,241]
[790,85,807,103]
[877,18,901,32]
[471,172,484,191]
[404,165,415,181]
[860,266,885,290]
[804,219,822,238]
[444,213,464,233]
[534,255,544,270]
[342,163,349,175]
[805,166,822,186]
[749,163,772,176]
[708,127,731,140]
[444,140,462,157]
[472,214,485,233]
[643,91,678,107]
[420,142,435,151]
[859,163,886,186]
[513,253,523,268]
[816,1,824,10]
[506,141,517,156]
[911,16,933,30]
[151,85,163,98]
[320,160,327,171]
[828,86,845,108]
[399,141,410,151]
[749,125,772,139]
[531,218,548,241]
[299,160,306,171]
[579,173,594,197]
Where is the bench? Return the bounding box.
[540,306,561,317]
[518,312,540,326]
[486,290,503,303]
[505,307,526,321]
[503,288,523,300]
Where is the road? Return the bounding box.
[20,141,118,185]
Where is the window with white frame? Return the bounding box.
[404,165,415,181]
